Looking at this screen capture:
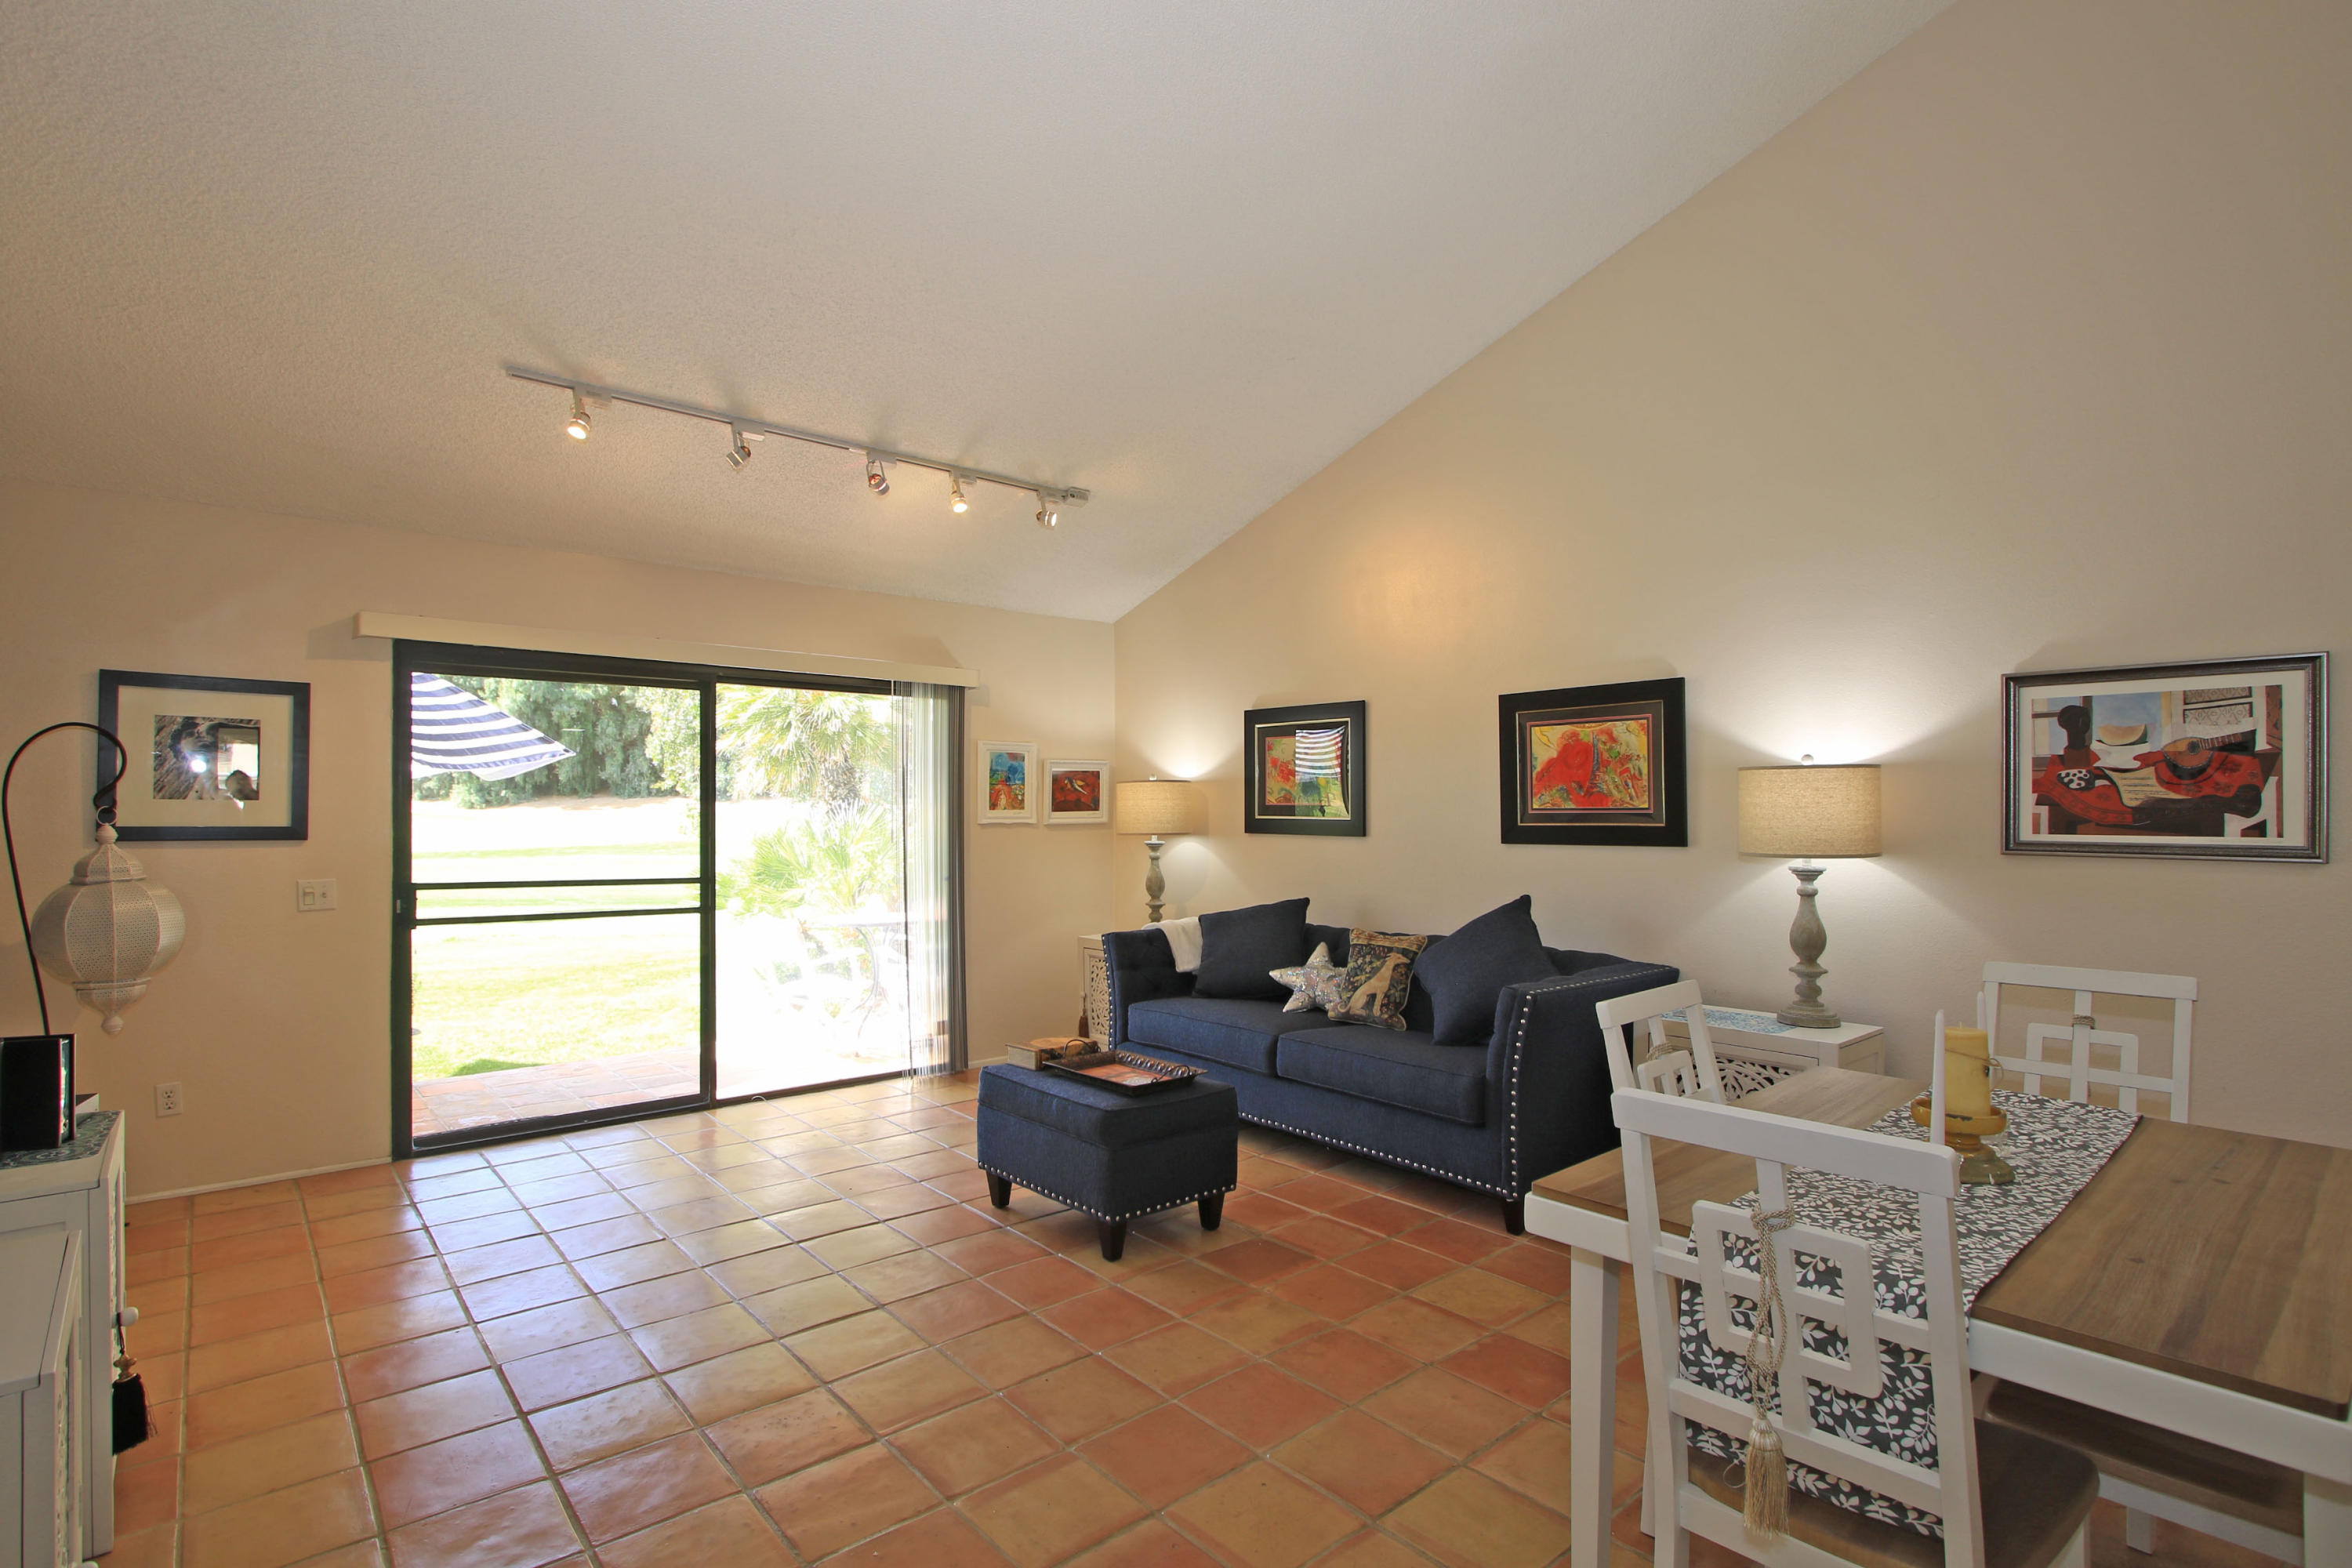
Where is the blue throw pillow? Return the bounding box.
[1417,895,1556,1046]
[1193,898,1312,1001]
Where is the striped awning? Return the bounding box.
[408,673,577,780]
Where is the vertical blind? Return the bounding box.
[896,682,961,1074]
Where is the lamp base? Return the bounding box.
[1777,863,1842,1028]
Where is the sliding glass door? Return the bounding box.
[395,644,959,1154]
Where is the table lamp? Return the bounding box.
[1737,758,1881,1028]
[1115,778,1196,924]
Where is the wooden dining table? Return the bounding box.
[1524,1067,2352,1568]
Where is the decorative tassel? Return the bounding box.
[112,1353,150,1453]
[1743,1414,1788,1537]
[1740,1207,1798,1541]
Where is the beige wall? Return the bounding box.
[1112,0,2352,1145]
[0,479,1113,1196]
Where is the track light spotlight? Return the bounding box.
[564,391,592,440]
[727,427,753,470]
[865,455,890,496]
[949,474,969,514]
[1035,492,1059,528]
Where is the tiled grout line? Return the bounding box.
[127,1073,1617,1568]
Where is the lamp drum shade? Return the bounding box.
[1116,779,1197,837]
[1737,764,1882,858]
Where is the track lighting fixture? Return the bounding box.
[506,366,1089,526]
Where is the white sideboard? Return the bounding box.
[0,1228,86,1568]
[0,1114,124,1558]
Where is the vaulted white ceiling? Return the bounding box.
[1,2,1945,620]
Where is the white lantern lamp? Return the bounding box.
[6,724,186,1035]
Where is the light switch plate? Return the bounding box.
[296,877,338,912]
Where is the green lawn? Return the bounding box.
[409,800,702,1078]
[410,915,699,1079]
[406,796,890,1083]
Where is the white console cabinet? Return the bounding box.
[0,1229,86,1568]
[0,1115,123,1559]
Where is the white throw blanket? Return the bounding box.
[1148,915,1203,972]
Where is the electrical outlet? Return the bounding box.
[155,1083,183,1117]
[296,877,338,912]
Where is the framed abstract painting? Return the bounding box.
[1244,701,1366,837]
[2002,652,2326,861]
[1044,758,1110,824]
[975,739,1038,825]
[1499,677,1686,846]
[100,669,310,840]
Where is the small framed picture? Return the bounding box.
[100,670,310,841]
[1044,758,1111,824]
[1499,677,1686,847]
[2002,653,2327,861]
[975,739,1040,824]
[1244,701,1366,837]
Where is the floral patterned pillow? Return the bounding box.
[1327,930,1431,1030]
[1269,942,1347,1014]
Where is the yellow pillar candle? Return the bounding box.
[1942,1026,1994,1118]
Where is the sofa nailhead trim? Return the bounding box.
[1236,1112,1508,1197]
[974,1162,1233,1225]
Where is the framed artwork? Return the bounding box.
[1044,758,1110,824]
[1244,701,1366,837]
[975,739,1039,824]
[2003,652,2327,862]
[100,670,310,841]
[1499,676,1686,846]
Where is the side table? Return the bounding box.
[0,1110,125,1557]
[1662,1005,1883,1096]
[1078,934,1111,1044]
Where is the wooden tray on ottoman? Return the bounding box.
[1044,1050,1203,1095]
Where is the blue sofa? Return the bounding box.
[1102,920,1677,1232]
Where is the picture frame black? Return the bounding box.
[1499,677,1686,846]
[99,670,310,840]
[2001,652,2327,862]
[1243,700,1367,837]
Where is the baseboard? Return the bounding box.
[132,1156,391,1203]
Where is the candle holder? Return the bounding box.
[1911,1097,2016,1185]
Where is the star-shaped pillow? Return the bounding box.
[1270,942,1347,1014]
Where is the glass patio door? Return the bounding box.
[398,657,706,1148]
[395,643,960,1154]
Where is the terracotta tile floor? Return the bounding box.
[118,1072,2259,1567]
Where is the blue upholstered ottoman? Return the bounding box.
[975,1064,1238,1260]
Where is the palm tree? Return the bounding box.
[720,687,895,816]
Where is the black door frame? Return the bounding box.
[392,639,960,1159]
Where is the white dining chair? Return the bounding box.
[1974,964,2304,1560]
[1978,962,2194,1122]
[1613,1085,2100,1568]
[1596,979,1727,1102]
